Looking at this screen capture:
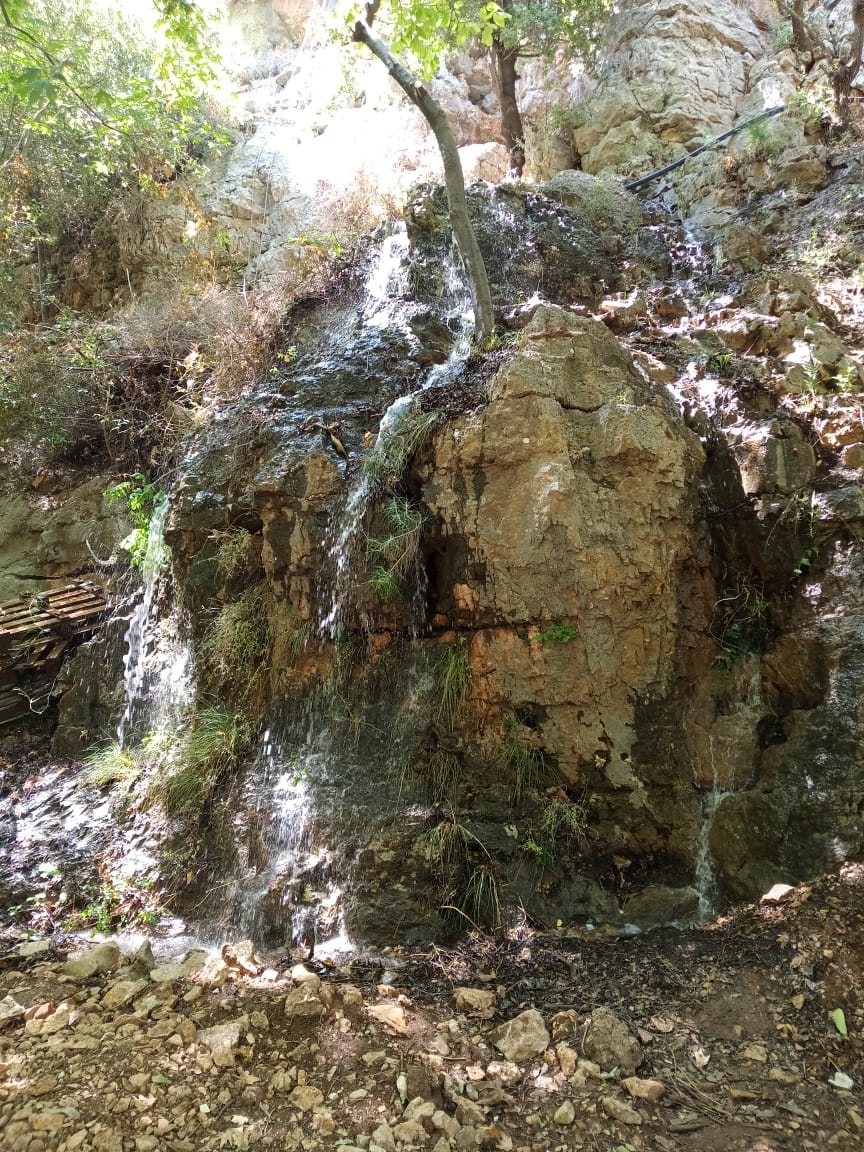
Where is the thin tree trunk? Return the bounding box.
[352,20,495,345]
[494,43,524,177]
[833,0,864,120]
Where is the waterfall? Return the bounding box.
[115,496,192,749]
[116,496,169,747]
[694,773,730,920]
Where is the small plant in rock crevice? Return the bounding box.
[710,576,770,670]
[198,583,272,710]
[360,406,441,491]
[82,743,144,789]
[148,705,253,820]
[364,497,427,603]
[105,473,165,568]
[541,793,593,849]
[536,622,579,646]
[437,642,471,731]
[504,713,556,803]
[456,866,501,932]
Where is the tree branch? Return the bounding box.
[0,0,128,136]
[351,19,495,343]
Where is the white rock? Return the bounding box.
[489,1009,550,1063]
[290,963,321,989]
[198,1015,249,1068]
[63,941,121,980]
[553,1099,576,1125]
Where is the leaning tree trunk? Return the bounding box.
[832,0,864,122]
[352,20,495,346]
[492,43,525,177]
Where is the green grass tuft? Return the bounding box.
[83,743,143,788]
[438,643,471,730]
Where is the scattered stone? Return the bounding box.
[63,941,121,980]
[488,1009,550,1062]
[198,1015,249,1068]
[130,940,156,971]
[289,1084,324,1110]
[455,1097,486,1126]
[290,963,321,988]
[149,962,186,983]
[742,1043,768,1063]
[553,1100,576,1125]
[622,1076,665,1101]
[0,994,26,1026]
[371,1123,397,1151]
[393,1119,428,1144]
[367,1001,411,1036]
[454,987,496,1015]
[102,978,149,1009]
[17,938,51,958]
[602,1096,643,1125]
[284,982,326,1019]
[583,1008,643,1074]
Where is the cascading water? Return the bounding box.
[115,495,193,750]
[694,771,731,919]
[116,495,169,747]
[210,230,475,950]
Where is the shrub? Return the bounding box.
[151,705,252,819]
[198,584,272,708]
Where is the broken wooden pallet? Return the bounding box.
[0,580,107,725]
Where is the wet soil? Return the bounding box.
[2,866,863,1152]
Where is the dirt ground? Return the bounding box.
[1,865,863,1152]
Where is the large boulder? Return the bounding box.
[572,0,776,177]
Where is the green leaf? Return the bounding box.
[830,1008,848,1036]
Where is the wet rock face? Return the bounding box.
[404,181,653,311]
[710,547,864,898]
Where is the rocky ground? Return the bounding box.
[2,866,863,1152]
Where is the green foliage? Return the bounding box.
[425,750,460,805]
[213,529,259,583]
[151,705,252,819]
[368,564,402,602]
[458,865,500,931]
[0,0,224,324]
[350,1,509,80]
[365,496,427,601]
[437,642,471,730]
[82,743,144,788]
[198,584,271,708]
[497,0,611,67]
[63,873,162,935]
[427,812,486,875]
[536,622,578,646]
[541,794,592,848]
[352,1,610,78]
[361,406,441,490]
[503,713,554,802]
[105,473,164,568]
[710,577,769,670]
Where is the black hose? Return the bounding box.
[623,105,786,192]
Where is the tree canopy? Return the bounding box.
[0,0,221,319]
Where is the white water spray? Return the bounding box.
[116,496,169,747]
